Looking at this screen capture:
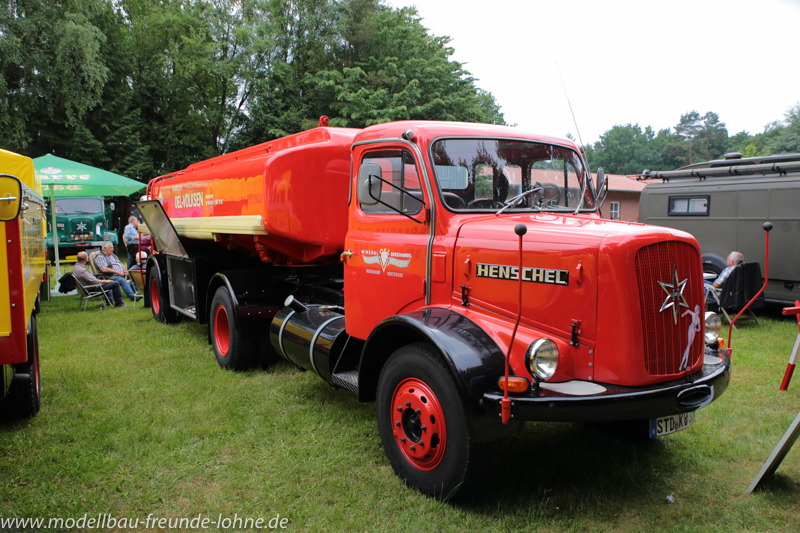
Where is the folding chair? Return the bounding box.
[717,262,764,327]
[74,274,113,311]
[87,249,110,279]
[129,269,146,309]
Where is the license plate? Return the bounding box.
[649,411,695,438]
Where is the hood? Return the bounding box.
[453,214,698,350]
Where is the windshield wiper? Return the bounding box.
[495,185,543,216]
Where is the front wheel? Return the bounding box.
[376,343,474,501]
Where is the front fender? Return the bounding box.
[359,307,521,442]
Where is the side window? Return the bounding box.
[360,150,424,216]
[668,195,710,216]
[609,201,620,220]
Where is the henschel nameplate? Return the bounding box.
[476,263,569,286]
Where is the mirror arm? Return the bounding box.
[367,173,426,224]
[596,178,609,210]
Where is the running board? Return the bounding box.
[331,370,359,394]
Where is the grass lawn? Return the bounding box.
[2,296,800,532]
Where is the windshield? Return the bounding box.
[54,197,104,214]
[430,139,595,212]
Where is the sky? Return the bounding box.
[383,0,800,146]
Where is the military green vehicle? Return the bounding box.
[639,153,800,305]
[45,196,119,258]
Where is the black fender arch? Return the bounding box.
[358,307,522,442]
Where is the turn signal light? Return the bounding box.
[497,377,530,393]
[718,338,725,348]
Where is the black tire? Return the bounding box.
[704,264,722,278]
[3,315,41,419]
[376,343,474,501]
[148,268,179,324]
[209,286,255,371]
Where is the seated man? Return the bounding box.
[705,251,744,306]
[713,251,744,289]
[130,251,147,271]
[72,251,126,308]
[94,242,143,303]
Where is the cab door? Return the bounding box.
[344,146,431,340]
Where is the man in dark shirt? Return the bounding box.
[72,252,126,307]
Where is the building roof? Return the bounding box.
[594,173,659,192]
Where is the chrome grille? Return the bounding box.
[635,241,703,376]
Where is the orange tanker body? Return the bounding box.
[137,120,732,501]
[147,126,359,264]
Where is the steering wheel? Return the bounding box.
[467,198,505,209]
[540,183,562,205]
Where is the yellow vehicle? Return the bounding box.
[1,149,47,419]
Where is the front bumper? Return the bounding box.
[482,352,731,423]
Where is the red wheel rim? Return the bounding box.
[151,278,160,314]
[390,378,447,471]
[214,305,231,356]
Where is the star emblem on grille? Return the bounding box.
[657,265,689,325]
[76,222,87,231]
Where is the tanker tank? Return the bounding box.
[146,126,360,264]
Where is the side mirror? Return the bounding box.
[595,168,608,207]
[0,175,23,221]
[109,202,116,211]
[357,163,383,205]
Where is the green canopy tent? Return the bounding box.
[33,154,146,286]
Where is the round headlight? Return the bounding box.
[704,312,721,344]
[525,338,559,380]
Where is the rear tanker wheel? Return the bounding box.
[148,268,178,324]
[209,287,255,371]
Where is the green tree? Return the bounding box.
[308,7,505,128]
[668,110,728,165]
[768,103,800,154]
[0,0,109,156]
[586,124,659,175]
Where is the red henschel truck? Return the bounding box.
[136,120,730,500]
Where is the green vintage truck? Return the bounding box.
[45,196,119,259]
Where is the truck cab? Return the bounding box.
[45,196,118,258]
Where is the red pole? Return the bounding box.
[779,301,800,391]
[502,223,527,425]
[728,222,772,350]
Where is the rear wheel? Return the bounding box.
[3,315,41,419]
[376,343,473,501]
[148,268,178,323]
[209,287,254,371]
